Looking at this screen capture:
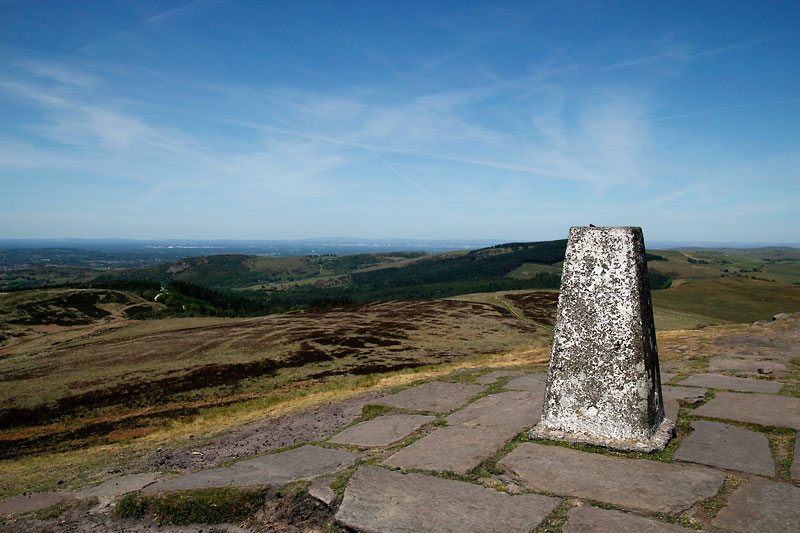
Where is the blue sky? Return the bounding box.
[1,1,798,243]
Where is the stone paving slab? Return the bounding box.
[664,399,681,423]
[503,373,547,392]
[143,445,363,492]
[674,420,774,476]
[679,373,782,394]
[476,369,523,384]
[691,391,800,430]
[445,391,541,429]
[661,372,675,383]
[373,381,486,412]
[499,443,725,513]
[662,385,708,422]
[563,505,695,532]
[335,465,560,533]
[308,476,337,506]
[710,356,787,376]
[0,491,68,516]
[384,425,519,474]
[663,385,707,403]
[713,475,800,532]
[76,473,160,505]
[328,414,435,447]
[793,432,800,480]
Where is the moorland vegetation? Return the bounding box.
[0,240,799,502]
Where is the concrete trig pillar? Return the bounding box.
[530,226,674,452]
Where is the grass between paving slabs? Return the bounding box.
[116,486,267,526]
[533,499,571,533]
[687,474,747,527]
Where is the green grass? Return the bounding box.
[652,277,800,325]
[116,487,267,525]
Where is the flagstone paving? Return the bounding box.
[498,443,726,513]
[710,356,788,376]
[713,476,800,532]
[328,414,435,447]
[445,390,541,428]
[562,505,695,532]
[503,373,547,392]
[663,385,708,420]
[384,424,520,474]
[674,420,774,476]
[75,473,160,506]
[793,432,800,480]
[0,492,69,516]
[691,391,800,430]
[335,465,560,533]
[679,373,782,394]
[142,445,363,492]
[475,369,522,384]
[372,381,486,412]
[662,385,707,403]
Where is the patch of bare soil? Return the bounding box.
[141,392,382,472]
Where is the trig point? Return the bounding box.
[530,226,674,452]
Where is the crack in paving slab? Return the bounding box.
[499,443,726,514]
[328,414,435,447]
[335,465,560,533]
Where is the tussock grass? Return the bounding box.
[117,487,266,525]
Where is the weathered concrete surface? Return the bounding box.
[504,374,547,393]
[499,443,725,513]
[445,391,541,429]
[674,420,774,476]
[143,445,363,492]
[0,492,68,516]
[329,414,434,447]
[563,505,695,532]
[661,372,675,383]
[373,381,486,412]
[476,369,523,384]
[679,373,782,394]
[75,473,160,506]
[713,476,800,532]
[384,425,519,474]
[793,432,800,480]
[691,392,800,430]
[335,466,560,533]
[533,227,671,451]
